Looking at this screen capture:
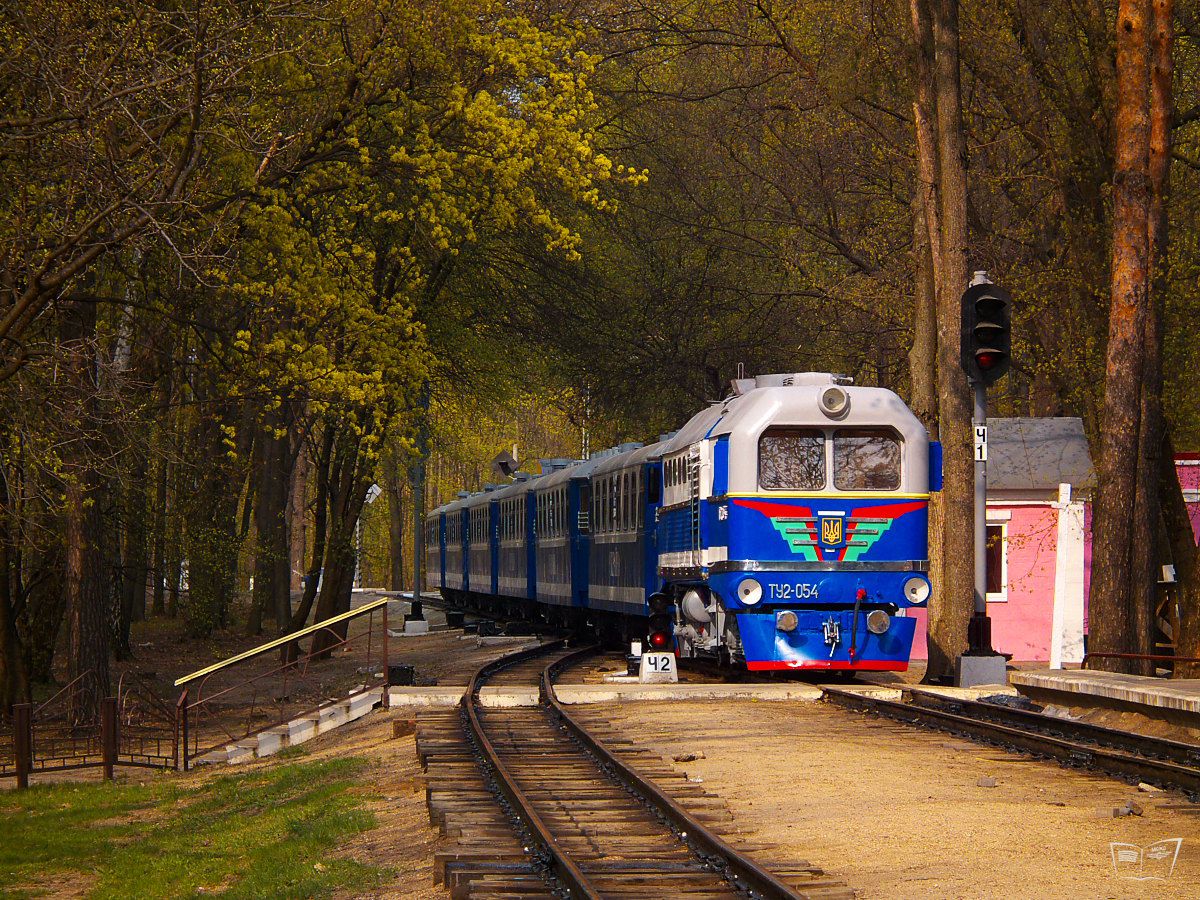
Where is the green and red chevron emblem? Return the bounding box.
[734,498,927,561]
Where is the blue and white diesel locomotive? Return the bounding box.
[424,373,941,672]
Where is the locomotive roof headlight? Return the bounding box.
[819,386,850,419]
[776,610,799,633]
[738,578,763,606]
[903,576,931,605]
[866,610,891,634]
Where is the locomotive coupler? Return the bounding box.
[823,617,840,657]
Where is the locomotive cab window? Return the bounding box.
[759,428,826,491]
[833,428,902,491]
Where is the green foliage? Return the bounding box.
[0,759,384,899]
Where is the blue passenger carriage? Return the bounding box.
[587,442,663,617]
[442,495,468,593]
[424,505,445,590]
[493,475,536,602]
[466,490,497,597]
[422,372,937,674]
[533,458,600,616]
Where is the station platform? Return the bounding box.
[388,682,827,708]
[386,680,1022,708]
[1011,668,1200,718]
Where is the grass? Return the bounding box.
[0,758,387,898]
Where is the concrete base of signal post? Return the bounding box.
[955,653,1008,688]
[402,591,428,634]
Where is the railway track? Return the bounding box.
[417,640,851,899]
[823,685,1200,796]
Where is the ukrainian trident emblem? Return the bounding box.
[820,516,843,547]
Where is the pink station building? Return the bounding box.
[907,418,1196,666]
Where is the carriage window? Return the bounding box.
[610,475,618,527]
[833,429,902,491]
[628,471,634,529]
[759,429,826,490]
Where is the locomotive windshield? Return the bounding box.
[833,428,901,490]
[758,428,825,490]
[758,426,902,491]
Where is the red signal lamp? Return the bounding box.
[976,352,999,370]
[648,631,671,650]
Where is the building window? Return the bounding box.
[985,522,1008,602]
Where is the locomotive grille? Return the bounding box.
[845,516,888,547]
[775,516,818,547]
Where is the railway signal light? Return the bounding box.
[960,279,1012,388]
[647,595,675,651]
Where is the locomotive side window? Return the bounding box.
[759,428,826,490]
[833,429,902,491]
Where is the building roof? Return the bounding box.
[987,417,1094,498]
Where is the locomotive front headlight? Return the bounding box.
[866,610,891,634]
[903,576,931,605]
[776,610,799,632]
[819,386,850,419]
[738,578,763,606]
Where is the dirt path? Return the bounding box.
[579,699,1200,899]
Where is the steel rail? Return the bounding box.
[902,689,1200,769]
[461,639,603,900]
[823,687,1200,795]
[542,646,808,900]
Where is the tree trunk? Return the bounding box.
[122,454,149,627]
[1161,431,1200,675]
[282,429,332,661]
[1130,0,1173,674]
[184,412,243,637]
[151,454,168,616]
[289,448,309,594]
[310,523,357,658]
[309,431,368,658]
[924,0,975,682]
[389,477,406,592]
[58,298,110,722]
[66,477,110,722]
[908,192,939,434]
[1090,0,1153,673]
[247,434,267,636]
[166,474,182,619]
[0,460,30,713]
[251,418,297,635]
[910,0,945,674]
